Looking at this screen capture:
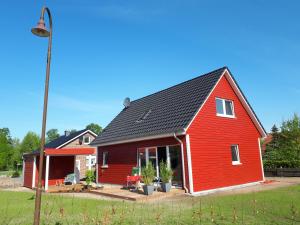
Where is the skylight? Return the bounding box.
[136,109,152,123]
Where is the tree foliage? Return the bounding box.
[46,129,60,143]
[20,132,40,155]
[263,114,300,167]
[86,123,102,135]
[0,128,14,170]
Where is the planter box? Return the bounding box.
[161,182,171,192]
[143,185,154,195]
[264,168,300,177]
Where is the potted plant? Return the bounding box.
[85,170,95,191]
[141,164,155,195]
[159,161,173,192]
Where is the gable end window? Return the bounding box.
[216,98,235,118]
[231,145,241,165]
[102,152,108,167]
[83,136,91,145]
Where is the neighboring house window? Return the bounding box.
[216,98,235,118]
[102,152,108,167]
[231,145,241,165]
[86,155,96,170]
[83,136,91,144]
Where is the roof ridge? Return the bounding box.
[130,66,227,104]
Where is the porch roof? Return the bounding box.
[44,148,96,156]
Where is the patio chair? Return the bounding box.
[64,173,76,185]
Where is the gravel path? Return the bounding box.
[0,177,23,189]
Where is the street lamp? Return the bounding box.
[31,6,52,225]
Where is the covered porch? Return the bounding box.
[35,148,95,191]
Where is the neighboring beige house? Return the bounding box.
[23,129,98,190]
[60,130,97,179]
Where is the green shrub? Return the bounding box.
[159,161,173,183]
[11,170,20,178]
[141,164,155,185]
[85,170,95,185]
[263,160,300,169]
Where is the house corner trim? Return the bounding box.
[186,134,194,194]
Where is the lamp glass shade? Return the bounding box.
[31,19,50,37]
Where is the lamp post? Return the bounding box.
[31,6,52,225]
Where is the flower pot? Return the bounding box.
[161,182,171,192]
[142,185,154,195]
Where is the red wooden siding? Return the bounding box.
[187,73,263,192]
[97,136,189,188]
[23,157,34,188]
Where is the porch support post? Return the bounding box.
[186,134,194,194]
[96,149,99,184]
[22,158,25,186]
[32,156,36,188]
[45,155,50,191]
[166,146,171,169]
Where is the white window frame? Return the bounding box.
[83,136,91,145]
[102,152,108,168]
[231,145,241,165]
[86,155,97,170]
[216,97,235,118]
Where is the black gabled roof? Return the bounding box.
[23,129,95,157]
[92,67,227,146]
[45,129,89,148]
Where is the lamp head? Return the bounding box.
[31,18,50,37]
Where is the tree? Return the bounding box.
[20,132,40,154]
[86,123,102,135]
[70,129,77,134]
[264,114,300,162]
[0,128,12,144]
[46,129,60,143]
[0,128,13,170]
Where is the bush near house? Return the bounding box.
[263,114,300,169]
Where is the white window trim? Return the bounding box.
[102,152,108,168]
[231,145,241,165]
[216,97,235,118]
[83,136,91,145]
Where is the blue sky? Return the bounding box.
[0,0,299,139]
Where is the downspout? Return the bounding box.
[173,133,188,193]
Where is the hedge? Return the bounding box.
[263,160,300,169]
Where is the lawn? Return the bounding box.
[0,185,300,225]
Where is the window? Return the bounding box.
[102,152,108,167]
[216,98,235,118]
[231,145,241,165]
[86,155,96,167]
[83,136,91,144]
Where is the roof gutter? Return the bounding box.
[92,131,186,147]
[173,132,188,193]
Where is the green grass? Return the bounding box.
[0,185,300,225]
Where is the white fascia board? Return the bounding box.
[224,71,267,137]
[185,70,226,131]
[92,131,186,147]
[185,69,266,137]
[56,130,97,149]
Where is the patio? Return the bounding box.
[89,186,185,202]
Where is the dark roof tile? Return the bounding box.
[92,67,227,145]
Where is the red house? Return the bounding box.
[92,67,267,195]
[23,129,97,191]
